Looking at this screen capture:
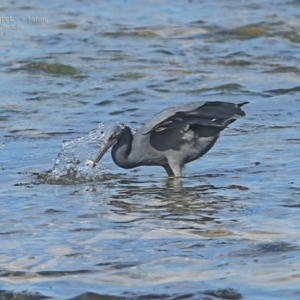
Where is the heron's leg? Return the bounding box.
[166,161,182,177]
[163,165,174,176]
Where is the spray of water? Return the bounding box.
[35,122,135,184]
[47,123,107,184]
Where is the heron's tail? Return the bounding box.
[238,102,249,107]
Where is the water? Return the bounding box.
[1,0,300,299]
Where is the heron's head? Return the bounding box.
[92,124,125,168]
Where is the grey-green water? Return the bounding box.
[1,0,300,299]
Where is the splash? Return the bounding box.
[34,123,135,184]
[46,123,107,184]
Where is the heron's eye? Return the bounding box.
[110,133,116,140]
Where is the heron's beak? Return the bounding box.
[92,138,116,169]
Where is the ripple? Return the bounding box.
[0,290,49,300]
[10,61,80,76]
[264,66,300,75]
[264,86,300,95]
[223,24,270,39]
[230,242,298,258]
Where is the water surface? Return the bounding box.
[1,0,300,299]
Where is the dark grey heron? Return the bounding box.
[92,101,248,177]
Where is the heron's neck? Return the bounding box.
[111,126,138,169]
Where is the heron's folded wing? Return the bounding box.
[141,101,247,134]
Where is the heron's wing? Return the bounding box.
[141,101,248,135]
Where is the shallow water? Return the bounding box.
[1,0,300,299]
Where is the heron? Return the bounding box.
[92,101,248,177]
